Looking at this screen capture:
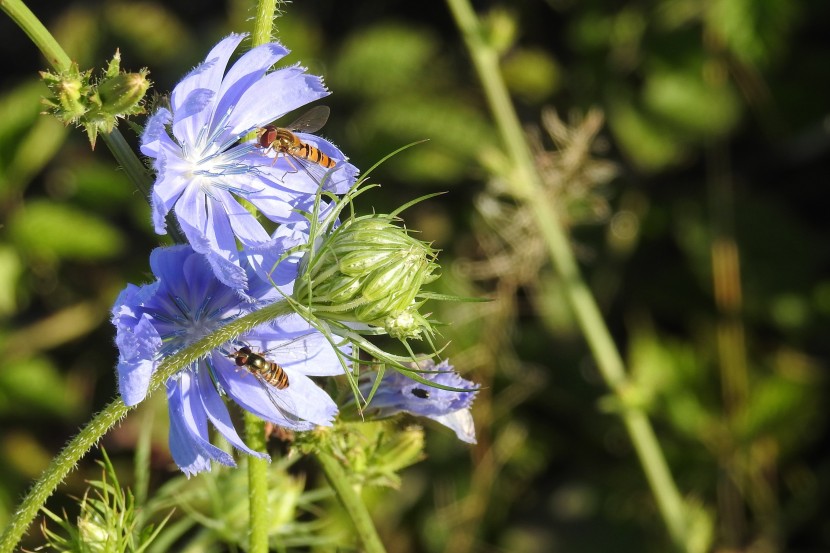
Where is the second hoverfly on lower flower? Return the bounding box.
[228,345,290,390]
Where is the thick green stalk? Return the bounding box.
[315,450,387,553]
[444,0,689,549]
[244,412,270,553]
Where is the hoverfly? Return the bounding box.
[222,336,312,427]
[228,345,290,389]
[257,105,336,173]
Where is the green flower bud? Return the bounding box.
[39,52,150,149]
[296,216,439,337]
[96,69,151,117]
[40,65,91,124]
[77,514,108,552]
[384,309,427,340]
[83,63,150,147]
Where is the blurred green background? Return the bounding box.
[1,0,829,551]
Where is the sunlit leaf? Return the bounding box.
[0,246,22,316]
[0,355,82,417]
[8,200,125,260]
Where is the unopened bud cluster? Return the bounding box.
[41,50,150,148]
[295,216,439,339]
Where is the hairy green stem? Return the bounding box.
[244,412,270,553]
[251,0,279,46]
[445,0,689,549]
[101,131,151,199]
[0,299,295,552]
[316,450,386,553]
[0,400,128,553]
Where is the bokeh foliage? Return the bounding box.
[1,0,829,551]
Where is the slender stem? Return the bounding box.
[0,0,71,71]
[251,0,279,46]
[315,450,386,553]
[101,131,152,199]
[0,400,129,553]
[133,406,154,510]
[445,0,689,549]
[244,412,270,553]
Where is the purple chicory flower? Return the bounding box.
[112,245,346,475]
[140,33,357,290]
[362,360,478,444]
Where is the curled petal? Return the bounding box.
[431,411,477,444]
[115,314,162,406]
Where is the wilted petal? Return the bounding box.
[361,361,478,444]
[431,411,477,444]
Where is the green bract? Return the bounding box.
[40,50,150,148]
[296,215,439,339]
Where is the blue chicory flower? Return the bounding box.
[140,33,357,290]
[112,245,345,475]
[363,360,478,444]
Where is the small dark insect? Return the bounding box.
[411,388,430,399]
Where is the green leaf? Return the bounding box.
[607,92,687,172]
[643,69,741,138]
[0,246,22,316]
[501,47,561,103]
[332,24,440,97]
[8,200,125,260]
[0,355,82,417]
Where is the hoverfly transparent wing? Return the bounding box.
[285,105,330,134]
[223,340,309,429]
[249,372,309,429]
[257,332,314,363]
